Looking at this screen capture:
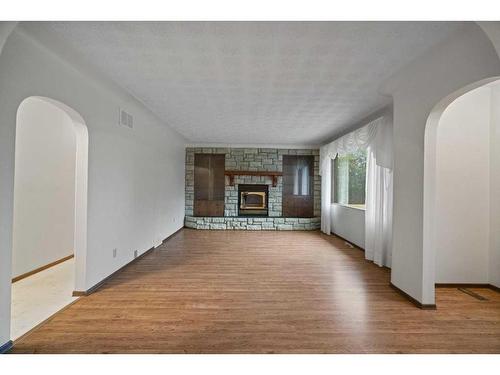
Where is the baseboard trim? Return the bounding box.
[330,232,393,270]
[13,297,82,347]
[390,282,437,310]
[0,340,13,354]
[72,247,155,296]
[330,232,365,251]
[436,283,500,293]
[436,283,489,288]
[489,284,500,293]
[164,226,183,243]
[72,227,183,297]
[12,254,74,283]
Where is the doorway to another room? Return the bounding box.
[11,96,88,341]
[423,78,500,304]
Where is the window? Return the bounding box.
[332,149,367,209]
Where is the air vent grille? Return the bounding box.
[119,108,133,129]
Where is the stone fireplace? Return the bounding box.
[184,147,321,230]
[238,184,268,216]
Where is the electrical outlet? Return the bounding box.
[113,248,117,258]
[134,250,138,259]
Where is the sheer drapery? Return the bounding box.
[320,158,332,234]
[365,145,393,267]
[320,117,386,234]
[319,115,393,267]
[320,117,382,170]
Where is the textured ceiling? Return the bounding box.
[32,22,466,145]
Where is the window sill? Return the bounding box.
[331,203,366,211]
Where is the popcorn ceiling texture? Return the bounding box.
[185,147,321,230]
[39,22,465,145]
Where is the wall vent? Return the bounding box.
[119,108,134,129]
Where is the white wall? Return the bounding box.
[434,87,491,283]
[0,26,186,345]
[12,97,77,278]
[381,23,500,305]
[330,205,365,248]
[490,85,500,288]
[1,22,499,347]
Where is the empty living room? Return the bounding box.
[1,0,499,373]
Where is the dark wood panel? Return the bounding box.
[283,195,313,218]
[10,230,500,354]
[282,155,314,217]
[194,154,225,216]
[193,200,225,217]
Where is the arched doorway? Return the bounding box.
[11,96,88,339]
[423,77,500,305]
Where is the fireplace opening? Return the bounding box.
[238,184,269,216]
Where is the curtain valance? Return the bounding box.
[320,116,392,174]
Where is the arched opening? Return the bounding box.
[11,96,88,340]
[423,77,500,305]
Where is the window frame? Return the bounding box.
[331,150,367,210]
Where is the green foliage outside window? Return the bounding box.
[333,149,367,207]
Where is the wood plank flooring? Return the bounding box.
[10,229,500,353]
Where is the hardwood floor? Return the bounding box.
[10,229,500,353]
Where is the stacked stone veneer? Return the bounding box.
[185,147,321,230]
[185,216,321,230]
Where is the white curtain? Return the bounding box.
[319,115,393,267]
[320,157,332,234]
[365,145,393,267]
[319,117,383,235]
[320,119,379,166]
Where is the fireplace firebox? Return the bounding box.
[238,184,269,216]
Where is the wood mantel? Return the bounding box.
[225,170,282,187]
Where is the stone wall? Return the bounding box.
[225,175,282,216]
[185,147,321,222]
[185,216,321,230]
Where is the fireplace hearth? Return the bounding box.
[238,184,268,216]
